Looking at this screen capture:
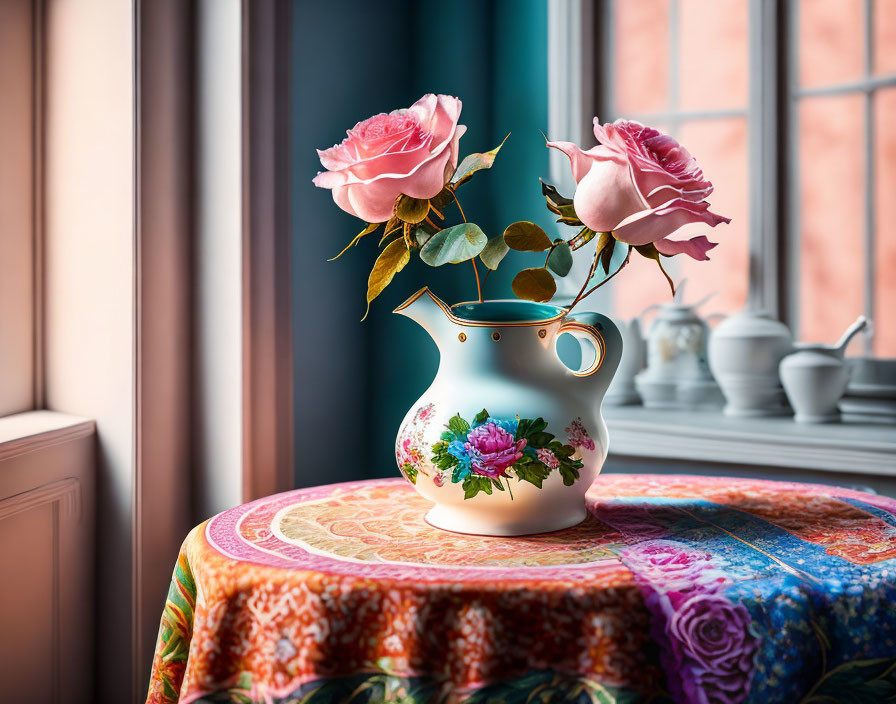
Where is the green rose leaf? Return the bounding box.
[516,417,547,439]
[492,478,505,491]
[462,475,494,499]
[569,226,597,250]
[420,223,487,266]
[473,409,490,425]
[802,657,896,704]
[429,187,454,214]
[514,460,551,489]
[541,179,581,225]
[401,463,418,484]
[363,238,410,320]
[503,221,552,252]
[447,414,471,438]
[329,222,380,262]
[559,462,581,486]
[635,242,676,296]
[511,267,557,302]
[479,236,509,271]
[546,241,573,277]
[600,236,617,274]
[394,194,430,224]
[451,134,509,187]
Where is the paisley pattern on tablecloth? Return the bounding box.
[146,475,896,704]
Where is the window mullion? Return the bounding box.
[863,0,875,356]
[748,0,784,317]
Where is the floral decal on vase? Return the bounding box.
[396,403,435,485]
[397,406,594,500]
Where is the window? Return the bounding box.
[554,0,896,356]
[0,0,38,415]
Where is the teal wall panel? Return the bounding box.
[291,0,550,484]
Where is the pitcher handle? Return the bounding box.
[556,312,623,381]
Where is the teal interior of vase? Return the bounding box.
[451,300,565,323]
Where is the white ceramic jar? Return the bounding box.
[708,311,794,417]
[780,348,850,423]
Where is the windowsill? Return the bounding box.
[0,410,95,462]
[604,406,896,476]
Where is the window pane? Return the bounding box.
[799,0,864,89]
[874,88,896,356]
[676,118,749,314]
[610,118,748,319]
[798,95,865,346]
[679,0,748,111]
[614,0,670,115]
[874,0,896,76]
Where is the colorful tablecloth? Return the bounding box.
[146,475,896,704]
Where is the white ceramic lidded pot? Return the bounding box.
[393,287,622,536]
[708,311,793,416]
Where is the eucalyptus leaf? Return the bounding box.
[479,236,509,270]
[635,242,676,295]
[451,134,510,187]
[328,222,380,261]
[419,223,487,266]
[394,194,430,224]
[546,241,573,277]
[363,238,410,320]
[511,267,557,302]
[503,221,552,252]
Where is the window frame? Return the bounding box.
[0,0,41,416]
[549,0,895,356]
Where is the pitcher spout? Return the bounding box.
[394,287,454,339]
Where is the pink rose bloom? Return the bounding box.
[313,94,466,223]
[621,540,729,593]
[548,118,730,260]
[465,423,526,478]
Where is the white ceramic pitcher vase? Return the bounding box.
[393,287,622,536]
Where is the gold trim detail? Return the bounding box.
[538,328,547,338]
[394,287,567,328]
[492,331,501,342]
[458,332,466,342]
[558,321,606,377]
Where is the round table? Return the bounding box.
[145,475,896,704]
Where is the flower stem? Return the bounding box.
[471,258,483,303]
[449,187,481,301]
[566,248,632,313]
[449,187,468,223]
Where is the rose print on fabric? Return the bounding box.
[619,539,759,704]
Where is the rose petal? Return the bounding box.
[343,179,405,223]
[572,157,647,232]
[655,235,719,261]
[547,140,613,183]
[613,198,731,247]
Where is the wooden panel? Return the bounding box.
[0,504,55,703]
[0,416,95,704]
[0,0,35,415]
